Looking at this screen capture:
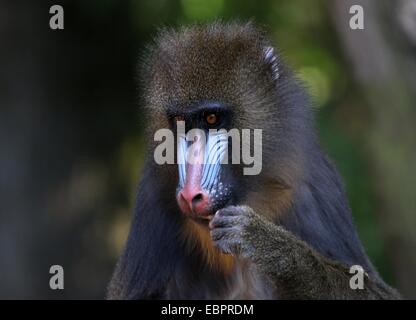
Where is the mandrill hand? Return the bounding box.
[209,205,279,260]
[208,205,310,279]
[209,205,253,255]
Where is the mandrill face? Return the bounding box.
[171,101,237,222]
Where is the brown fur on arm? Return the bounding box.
[210,205,401,300]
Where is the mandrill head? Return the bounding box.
[142,22,308,226]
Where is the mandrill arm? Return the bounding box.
[209,205,401,299]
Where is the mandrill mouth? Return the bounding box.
[192,214,214,226]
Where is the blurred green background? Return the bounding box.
[0,0,415,299]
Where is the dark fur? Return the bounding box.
[107,22,399,299]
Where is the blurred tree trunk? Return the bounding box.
[330,0,416,298]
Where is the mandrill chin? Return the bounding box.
[107,22,400,299]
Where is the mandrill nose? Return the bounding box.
[178,187,210,216]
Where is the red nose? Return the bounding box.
[178,186,210,216]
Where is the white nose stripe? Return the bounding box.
[177,132,228,190]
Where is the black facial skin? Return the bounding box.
[167,101,232,131]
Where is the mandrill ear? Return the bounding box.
[263,46,280,81]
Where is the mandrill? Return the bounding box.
[107,22,400,299]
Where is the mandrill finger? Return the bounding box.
[209,215,240,229]
[210,226,240,242]
[215,206,245,217]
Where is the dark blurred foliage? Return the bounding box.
[0,0,415,299]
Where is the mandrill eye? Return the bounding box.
[205,112,218,125]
